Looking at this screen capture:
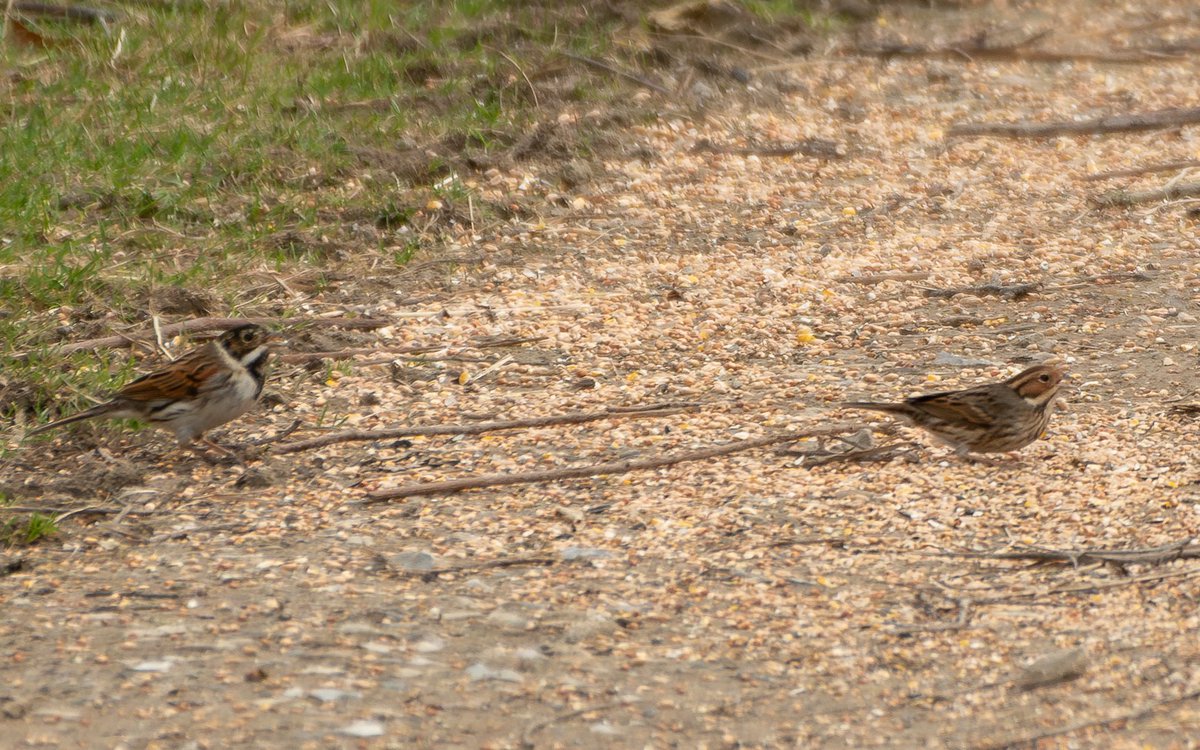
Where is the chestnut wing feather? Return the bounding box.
[115,351,226,403]
[907,387,996,427]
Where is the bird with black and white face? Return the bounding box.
[27,324,275,458]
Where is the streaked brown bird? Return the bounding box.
[843,364,1066,458]
[27,324,274,457]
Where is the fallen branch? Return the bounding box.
[273,402,703,454]
[835,271,931,285]
[245,419,303,447]
[922,281,1042,300]
[395,554,557,580]
[363,424,867,503]
[949,105,1200,138]
[1049,270,1154,289]
[1091,180,1200,207]
[785,444,919,467]
[974,687,1200,750]
[927,538,1199,567]
[560,51,671,95]
[691,137,844,159]
[521,698,640,749]
[13,315,391,360]
[1081,158,1200,182]
[856,29,1161,65]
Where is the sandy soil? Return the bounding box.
[5,1,1200,748]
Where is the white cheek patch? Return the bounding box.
[239,344,269,367]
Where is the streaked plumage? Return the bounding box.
[28,324,273,456]
[843,364,1065,456]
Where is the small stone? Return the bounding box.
[561,546,615,562]
[337,720,384,738]
[1017,648,1087,690]
[310,688,360,703]
[933,352,997,367]
[392,550,435,572]
[127,660,172,673]
[465,662,522,683]
[413,635,446,653]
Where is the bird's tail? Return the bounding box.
[842,401,908,415]
[25,404,113,437]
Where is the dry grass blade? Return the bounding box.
[362,425,870,503]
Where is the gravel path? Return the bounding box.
[5,1,1200,747]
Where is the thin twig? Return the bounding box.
[12,316,391,360]
[245,419,302,447]
[487,45,539,108]
[834,271,931,285]
[921,281,1042,300]
[362,424,870,503]
[465,354,513,384]
[1092,180,1200,207]
[273,402,702,455]
[1081,159,1200,182]
[950,105,1200,138]
[691,137,844,159]
[925,538,1198,567]
[890,598,972,634]
[973,687,1200,750]
[521,698,640,748]
[560,51,671,95]
[394,554,557,580]
[787,444,919,467]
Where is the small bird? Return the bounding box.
[27,324,274,457]
[843,364,1065,458]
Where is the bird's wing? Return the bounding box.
[116,347,226,402]
[907,389,995,426]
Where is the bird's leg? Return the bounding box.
[187,437,245,465]
[954,446,1010,467]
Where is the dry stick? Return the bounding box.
[927,538,1199,567]
[973,687,1200,750]
[854,29,1159,65]
[559,51,671,95]
[922,281,1042,300]
[691,137,844,159]
[394,554,557,579]
[834,271,931,285]
[273,402,703,455]
[245,419,303,447]
[1092,180,1200,207]
[949,105,1200,139]
[1048,564,1200,595]
[520,698,640,749]
[13,316,391,360]
[363,425,865,503]
[1081,158,1200,182]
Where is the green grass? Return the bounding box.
[0,0,628,426]
[0,0,845,439]
[0,510,58,548]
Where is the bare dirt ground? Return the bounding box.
[5,1,1200,748]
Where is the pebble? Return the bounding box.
[337,720,385,738]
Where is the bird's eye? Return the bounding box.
[1039,374,1050,382]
